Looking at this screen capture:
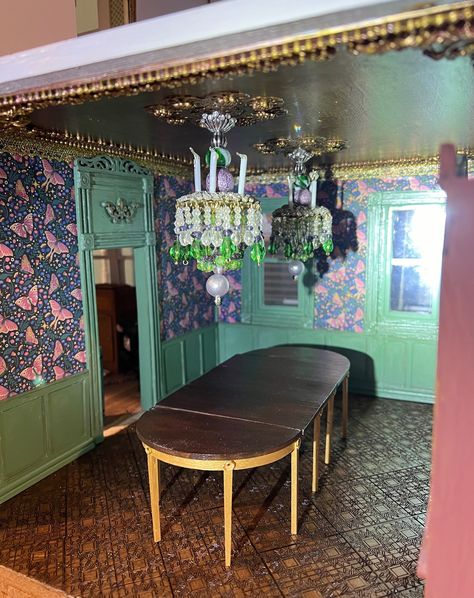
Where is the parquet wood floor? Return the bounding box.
[103,378,141,429]
[0,394,431,597]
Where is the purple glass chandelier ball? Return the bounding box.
[294,188,311,206]
[205,168,234,192]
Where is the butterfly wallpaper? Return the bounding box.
[154,175,214,340]
[0,153,85,400]
[219,176,441,332]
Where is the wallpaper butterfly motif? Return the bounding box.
[154,175,214,340]
[0,152,85,399]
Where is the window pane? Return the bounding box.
[392,209,422,258]
[390,265,433,313]
[389,204,445,314]
[263,262,298,306]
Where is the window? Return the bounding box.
[241,198,314,328]
[366,192,446,335]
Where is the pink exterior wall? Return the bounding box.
[419,145,474,597]
[0,1,76,56]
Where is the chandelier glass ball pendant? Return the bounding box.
[169,110,265,304]
[267,146,334,279]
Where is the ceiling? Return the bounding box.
[30,47,474,170]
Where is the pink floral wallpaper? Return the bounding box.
[0,153,85,400]
[154,175,214,341]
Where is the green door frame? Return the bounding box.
[74,156,161,441]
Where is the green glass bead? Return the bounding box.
[304,241,313,254]
[227,259,242,270]
[169,241,182,264]
[250,242,266,265]
[196,260,213,272]
[322,239,334,255]
[295,174,310,189]
[268,240,277,255]
[220,237,236,260]
[214,255,227,268]
[190,239,203,259]
[205,147,227,168]
[181,245,191,261]
[284,243,292,259]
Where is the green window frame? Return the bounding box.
[365,191,446,338]
[241,197,314,328]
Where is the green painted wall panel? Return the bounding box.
[0,373,94,503]
[217,323,435,403]
[0,397,46,480]
[202,326,217,373]
[184,332,202,381]
[163,343,184,395]
[411,341,438,391]
[47,377,90,455]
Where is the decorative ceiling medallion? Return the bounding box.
[253,135,346,157]
[146,91,287,127]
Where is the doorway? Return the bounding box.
[93,248,141,431]
[74,156,161,441]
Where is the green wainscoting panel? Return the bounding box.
[1,398,45,480]
[184,332,202,381]
[162,324,218,397]
[0,372,94,504]
[163,342,185,395]
[410,341,438,393]
[47,375,90,455]
[218,323,436,403]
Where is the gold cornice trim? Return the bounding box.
[1,129,471,181]
[0,129,193,177]
[246,153,473,182]
[0,1,472,117]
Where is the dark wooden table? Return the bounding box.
[136,346,350,566]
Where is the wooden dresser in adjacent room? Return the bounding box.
[96,284,137,374]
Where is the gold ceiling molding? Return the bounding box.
[0,128,193,178]
[146,91,287,126]
[0,1,473,121]
[245,153,474,183]
[253,135,346,157]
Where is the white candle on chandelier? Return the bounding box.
[237,153,247,195]
[310,179,317,208]
[209,148,218,193]
[190,147,201,192]
[287,175,294,207]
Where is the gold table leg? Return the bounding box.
[223,461,235,568]
[324,394,335,465]
[312,413,321,493]
[146,448,161,542]
[141,440,300,567]
[342,375,349,439]
[291,440,300,535]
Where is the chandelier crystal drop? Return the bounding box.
[170,110,265,305]
[267,146,333,277]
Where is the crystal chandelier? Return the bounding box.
[267,147,333,279]
[169,111,265,304]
